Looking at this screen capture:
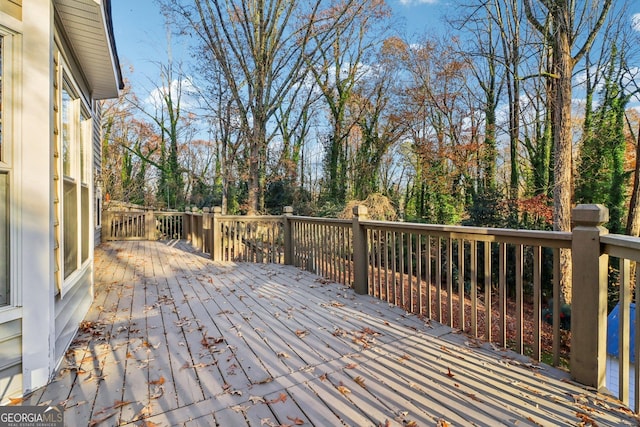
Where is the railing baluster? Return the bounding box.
[470,240,477,337]
[436,237,442,323]
[408,233,414,312]
[400,232,405,308]
[533,246,542,361]
[635,265,640,413]
[619,258,631,405]
[458,239,465,331]
[499,242,507,348]
[516,244,523,354]
[416,234,422,316]
[426,235,432,320]
[484,241,491,342]
[447,237,453,327]
[553,247,560,366]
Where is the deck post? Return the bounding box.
[183,208,190,240]
[212,206,222,261]
[283,206,294,265]
[190,207,197,247]
[352,205,369,295]
[145,210,156,240]
[102,210,112,241]
[570,204,609,389]
[203,207,211,253]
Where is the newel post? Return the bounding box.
[183,207,191,240]
[191,206,198,247]
[352,205,369,295]
[145,210,156,241]
[212,206,222,261]
[202,207,211,253]
[570,204,609,389]
[283,206,294,265]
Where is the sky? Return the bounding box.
[111,0,450,88]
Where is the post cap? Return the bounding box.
[203,207,211,213]
[213,206,222,214]
[353,205,368,218]
[572,204,609,227]
[191,206,198,212]
[185,207,191,213]
[283,206,294,214]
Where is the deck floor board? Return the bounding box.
[21,241,640,426]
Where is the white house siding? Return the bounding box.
[54,267,92,363]
[0,318,22,402]
[606,356,636,407]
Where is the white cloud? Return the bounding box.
[399,0,438,5]
[632,13,640,32]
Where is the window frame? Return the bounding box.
[58,63,93,296]
[0,22,20,313]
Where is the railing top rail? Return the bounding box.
[288,216,352,226]
[216,215,284,222]
[601,233,640,262]
[360,219,572,248]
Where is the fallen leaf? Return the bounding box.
[337,385,351,395]
[231,404,249,413]
[446,368,454,378]
[8,397,23,405]
[527,416,543,426]
[437,419,451,427]
[354,376,366,389]
[150,386,164,400]
[267,393,288,404]
[277,352,290,359]
[149,376,165,385]
[406,421,418,427]
[112,400,133,409]
[295,329,308,338]
[319,373,328,381]
[345,363,358,369]
[287,416,305,425]
[249,395,266,404]
[88,412,117,427]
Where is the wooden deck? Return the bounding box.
[23,241,639,426]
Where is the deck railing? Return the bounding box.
[103,203,639,411]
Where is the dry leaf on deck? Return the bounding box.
[267,393,288,404]
[337,385,351,395]
[249,395,266,404]
[88,412,117,427]
[437,419,451,427]
[345,363,358,369]
[8,397,23,405]
[295,330,308,338]
[287,416,305,425]
[149,376,165,385]
[446,368,454,378]
[354,376,366,389]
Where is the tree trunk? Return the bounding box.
[553,25,574,305]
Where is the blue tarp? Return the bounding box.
[607,302,636,362]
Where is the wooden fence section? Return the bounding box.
[102,211,183,241]
[103,203,640,412]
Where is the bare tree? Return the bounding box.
[164,0,362,213]
[524,0,613,304]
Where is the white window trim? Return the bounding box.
[0,22,22,309]
[58,64,93,299]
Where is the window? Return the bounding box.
[0,173,8,307]
[0,33,8,307]
[60,75,92,281]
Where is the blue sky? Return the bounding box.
[111,0,449,87]
[111,0,640,96]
